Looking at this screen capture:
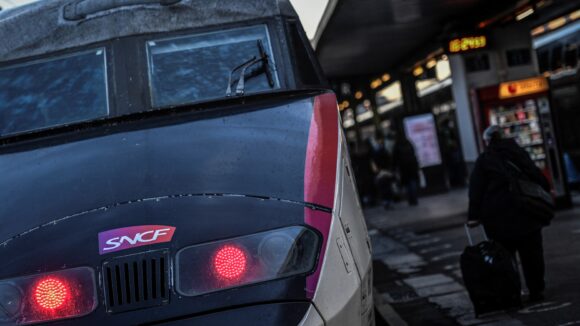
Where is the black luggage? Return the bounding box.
[460,224,522,317]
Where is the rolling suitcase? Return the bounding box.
[460,224,522,317]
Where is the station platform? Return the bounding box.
[368,190,580,326]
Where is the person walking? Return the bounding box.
[468,125,551,302]
[393,134,420,206]
[351,140,377,207]
[370,137,395,209]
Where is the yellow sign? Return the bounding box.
[499,77,549,99]
[448,36,487,53]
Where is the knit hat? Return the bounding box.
[483,125,502,143]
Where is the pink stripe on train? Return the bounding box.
[304,92,339,298]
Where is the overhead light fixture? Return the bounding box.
[570,9,580,21]
[536,0,547,8]
[381,74,391,82]
[354,91,363,100]
[547,17,566,30]
[531,25,545,36]
[370,79,383,89]
[516,7,534,21]
[426,59,437,69]
[413,66,424,77]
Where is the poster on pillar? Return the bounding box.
[403,113,442,168]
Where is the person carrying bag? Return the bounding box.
[468,125,553,303]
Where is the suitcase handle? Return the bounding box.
[464,223,488,246]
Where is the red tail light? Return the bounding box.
[0,267,96,325]
[213,245,248,280]
[34,278,69,310]
[176,226,321,296]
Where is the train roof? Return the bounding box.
[0,0,298,62]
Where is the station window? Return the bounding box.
[465,54,490,72]
[537,50,550,73]
[506,48,532,67]
[0,49,109,137]
[147,25,280,108]
[550,45,563,70]
[564,44,578,68]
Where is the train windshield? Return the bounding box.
[0,49,109,137]
[147,25,280,108]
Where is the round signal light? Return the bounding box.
[213,245,247,280]
[34,278,69,310]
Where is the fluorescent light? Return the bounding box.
[516,8,534,21]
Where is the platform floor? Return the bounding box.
[369,189,580,326]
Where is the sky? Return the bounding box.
[289,0,329,40]
[0,0,36,9]
[0,0,329,40]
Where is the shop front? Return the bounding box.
[475,76,571,207]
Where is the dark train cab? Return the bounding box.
[0,1,373,325]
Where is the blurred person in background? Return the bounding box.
[350,140,377,207]
[370,136,396,209]
[393,134,420,206]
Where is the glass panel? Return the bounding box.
[0,49,108,137]
[147,25,279,108]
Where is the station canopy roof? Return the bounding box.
[315,0,524,78]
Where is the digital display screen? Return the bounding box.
[448,35,487,54]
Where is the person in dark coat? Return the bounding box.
[351,140,377,207]
[468,125,551,302]
[393,135,420,206]
[370,137,395,209]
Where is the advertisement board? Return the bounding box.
[403,114,442,168]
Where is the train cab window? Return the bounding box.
[147,25,280,108]
[0,49,108,137]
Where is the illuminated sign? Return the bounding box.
[403,114,442,168]
[448,35,487,53]
[499,77,549,99]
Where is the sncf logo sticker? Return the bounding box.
[98,225,176,255]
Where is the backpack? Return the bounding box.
[503,159,554,226]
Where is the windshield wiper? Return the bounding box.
[225,40,275,97]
